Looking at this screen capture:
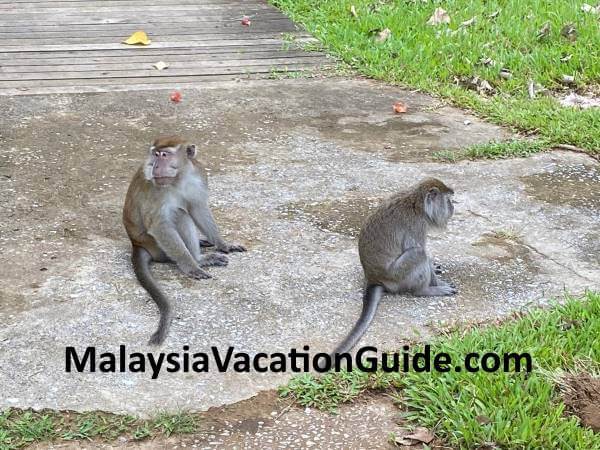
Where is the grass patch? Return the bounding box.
[279,292,600,449]
[0,409,199,449]
[272,0,600,155]
[434,138,551,161]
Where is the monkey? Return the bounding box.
[123,136,246,345]
[326,178,457,362]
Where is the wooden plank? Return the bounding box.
[0,51,324,67]
[0,32,303,46]
[0,18,294,34]
[0,62,324,81]
[0,56,325,74]
[0,0,267,3]
[0,1,267,8]
[0,1,253,5]
[0,4,274,13]
[0,8,276,19]
[0,64,322,86]
[0,15,287,28]
[0,0,269,6]
[0,0,325,95]
[0,37,316,53]
[0,45,296,60]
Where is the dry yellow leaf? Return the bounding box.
[123,30,151,45]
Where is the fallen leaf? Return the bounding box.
[241,15,251,26]
[123,30,151,45]
[560,53,573,62]
[479,57,496,66]
[499,68,512,79]
[459,76,495,95]
[536,21,550,40]
[350,5,358,18]
[170,91,182,103]
[427,7,451,25]
[461,16,476,27]
[528,81,536,98]
[560,23,577,41]
[152,61,169,71]
[560,93,600,109]
[561,74,575,84]
[404,427,435,444]
[375,28,392,43]
[476,415,492,424]
[582,3,600,14]
[393,101,407,113]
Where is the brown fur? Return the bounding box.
[152,135,187,149]
[123,136,246,345]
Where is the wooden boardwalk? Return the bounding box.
[0,0,327,95]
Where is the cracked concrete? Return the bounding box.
[0,79,599,419]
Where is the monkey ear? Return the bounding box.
[186,144,197,159]
[426,187,440,202]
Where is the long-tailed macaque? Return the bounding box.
[123,136,246,345]
[329,178,457,357]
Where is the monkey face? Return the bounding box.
[144,146,181,186]
[425,189,454,228]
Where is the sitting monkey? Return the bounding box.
[123,136,245,345]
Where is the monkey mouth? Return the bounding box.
[153,176,175,186]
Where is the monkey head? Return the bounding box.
[421,178,454,228]
[143,136,197,186]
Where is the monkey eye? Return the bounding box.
[154,151,160,157]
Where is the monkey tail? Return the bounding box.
[132,246,172,345]
[319,284,384,371]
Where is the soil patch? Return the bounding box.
[561,373,600,432]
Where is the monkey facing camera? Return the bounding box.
[123,136,246,345]
[327,178,457,358]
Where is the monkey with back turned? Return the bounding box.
[123,136,246,345]
[327,178,457,358]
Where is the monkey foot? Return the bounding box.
[217,243,247,253]
[185,267,212,280]
[199,253,229,267]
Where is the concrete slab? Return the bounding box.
[30,392,400,449]
[0,78,598,416]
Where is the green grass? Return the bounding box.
[434,138,551,161]
[279,292,600,449]
[272,0,600,154]
[0,409,199,449]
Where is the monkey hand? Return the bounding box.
[184,266,212,280]
[438,281,458,296]
[434,263,443,275]
[216,243,247,253]
[199,253,229,267]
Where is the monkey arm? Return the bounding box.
[148,221,204,274]
[188,203,228,250]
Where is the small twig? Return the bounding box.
[274,399,296,421]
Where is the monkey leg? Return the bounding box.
[189,203,246,254]
[148,222,211,280]
[178,214,228,268]
[389,248,456,296]
[177,214,202,261]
